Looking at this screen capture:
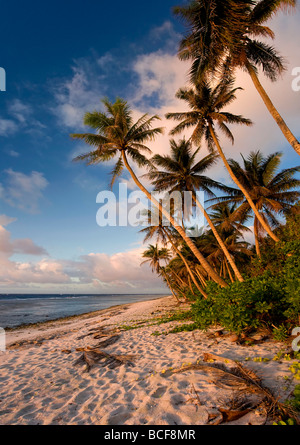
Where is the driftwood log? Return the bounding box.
[74,347,136,372]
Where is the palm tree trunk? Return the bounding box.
[195,267,207,287]
[208,124,279,243]
[161,270,179,301]
[225,260,234,283]
[220,260,224,278]
[187,274,196,296]
[121,150,228,287]
[253,217,261,258]
[246,62,300,156]
[193,195,244,282]
[171,269,186,287]
[169,272,189,299]
[164,229,208,298]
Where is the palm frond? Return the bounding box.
[109,155,124,189]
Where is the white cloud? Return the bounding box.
[8,99,32,124]
[0,119,18,136]
[0,214,16,226]
[131,50,189,109]
[0,169,48,213]
[0,222,68,286]
[0,224,48,257]
[0,222,165,291]
[1,99,46,137]
[53,62,106,129]
[68,247,163,287]
[124,11,300,189]
[6,149,19,158]
[0,257,71,287]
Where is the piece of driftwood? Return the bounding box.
[203,352,261,384]
[186,382,262,424]
[171,353,299,424]
[217,393,265,422]
[74,348,136,372]
[77,326,112,340]
[172,363,259,392]
[95,335,120,349]
[225,405,268,425]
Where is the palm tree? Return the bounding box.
[141,244,178,299]
[166,77,280,243]
[195,228,252,282]
[209,201,251,238]
[173,0,300,155]
[141,244,171,273]
[71,97,228,287]
[146,137,245,282]
[140,207,208,297]
[212,151,300,257]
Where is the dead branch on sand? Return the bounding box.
[74,348,136,372]
[171,352,299,424]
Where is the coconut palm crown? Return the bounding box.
[173,0,300,155]
[71,97,164,187]
[166,78,252,152]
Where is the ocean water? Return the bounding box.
[0,294,168,329]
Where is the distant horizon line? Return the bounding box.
[0,292,168,296]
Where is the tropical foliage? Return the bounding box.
[72,1,300,338]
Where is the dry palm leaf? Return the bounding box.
[203,352,261,383]
[77,326,118,340]
[77,327,106,340]
[95,335,120,349]
[74,347,136,372]
[171,353,299,424]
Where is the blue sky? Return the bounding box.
[0,1,299,293]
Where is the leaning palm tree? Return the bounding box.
[146,137,245,282]
[140,207,208,297]
[166,78,280,242]
[173,0,300,155]
[196,228,252,282]
[209,201,251,238]
[212,150,300,257]
[141,244,178,299]
[71,97,227,287]
[141,244,171,274]
[165,257,194,298]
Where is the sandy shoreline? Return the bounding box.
[0,295,298,425]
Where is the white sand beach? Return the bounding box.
[0,296,298,425]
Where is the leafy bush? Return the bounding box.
[189,211,300,334]
[191,273,294,334]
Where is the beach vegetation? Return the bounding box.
[72,1,300,341]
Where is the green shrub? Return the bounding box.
[190,271,299,335]
[188,211,300,335]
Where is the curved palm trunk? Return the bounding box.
[225,260,234,283]
[195,267,207,287]
[187,275,195,296]
[121,150,228,288]
[253,217,261,258]
[193,195,244,282]
[168,271,189,300]
[171,269,187,288]
[164,229,208,298]
[208,124,279,243]
[246,62,300,157]
[161,269,179,301]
